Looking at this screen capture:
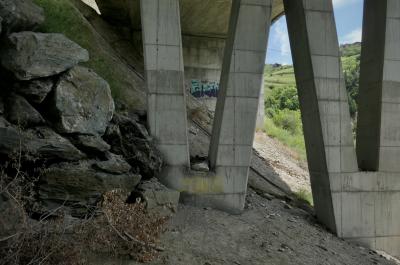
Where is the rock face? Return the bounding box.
[0,0,44,35]
[39,160,141,216]
[0,120,85,161]
[51,66,114,135]
[5,94,45,127]
[14,78,54,104]
[0,193,24,239]
[24,127,86,161]
[135,178,180,216]
[104,114,163,179]
[69,134,111,155]
[0,32,89,80]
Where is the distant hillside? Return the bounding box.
[263,42,361,160]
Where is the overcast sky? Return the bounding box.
[266,0,364,64]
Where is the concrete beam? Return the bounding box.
[209,0,272,210]
[140,0,190,167]
[357,0,400,172]
[284,0,358,232]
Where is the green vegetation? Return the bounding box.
[294,189,314,206]
[34,0,144,110]
[264,43,361,161]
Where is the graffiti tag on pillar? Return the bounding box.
[190,79,219,98]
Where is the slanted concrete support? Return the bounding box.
[357,0,400,172]
[284,0,358,232]
[208,0,271,211]
[140,0,190,167]
[285,0,400,257]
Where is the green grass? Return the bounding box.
[34,0,144,109]
[264,117,306,162]
[294,189,314,206]
[263,43,362,163]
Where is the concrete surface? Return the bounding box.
[140,0,190,167]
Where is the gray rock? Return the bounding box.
[0,16,2,34]
[25,127,86,161]
[136,178,180,216]
[104,114,162,179]
[0,96,4,114]
[0,121,85,161]
[69,134,111,155]
[14,78,54,104]
[0,193,24,239]
[6,94,45,127]
[93,152,131,174]
[0,0,44,35]
[39,160,141,216]
[51,66,114,135]
[191,161,209,172]
[0,32,89,80]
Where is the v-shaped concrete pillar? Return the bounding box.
[285,0,400,257]
[141,0,271,213]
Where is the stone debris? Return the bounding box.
[51,66,114,135]
[0,4,164,216]
[14,77,54,104]
[1,32,89,80]
[5,93,45,127]
[0,0,44,35]
[135,178,180,217]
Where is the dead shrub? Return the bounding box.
[79,190,168,263]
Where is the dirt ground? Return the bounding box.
[94,188,397,265]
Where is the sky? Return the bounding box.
[266,0,364,64]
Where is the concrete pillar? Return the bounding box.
[284,0,358,231]
[140,0,190,167]
[208,0,271,210]
[357,0,400,172]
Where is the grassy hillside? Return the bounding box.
[263,42,361,161]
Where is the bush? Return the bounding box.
[271,109,302,135]
[264,117,306,161]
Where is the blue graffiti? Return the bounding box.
[190,79,219,98]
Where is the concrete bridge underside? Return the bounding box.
[96,0,400,258]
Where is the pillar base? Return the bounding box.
[157,166,247,214]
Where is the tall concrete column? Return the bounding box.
[140,0,190,167]
[284,0,358,231]
[357,0,400,172]
[209,0,271,210]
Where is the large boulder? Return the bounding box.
[103,114,163,179]
[0,0,44,35]
[0,120,85,162]
[24,127,86,162]
[0,32,89,80]
[5,93,45,127]
[39,159,141,216]
[68,134,111,156]
[50,66,114,135]
[14,78,54,104]
[135,178,180,216]
[0,193,24,239]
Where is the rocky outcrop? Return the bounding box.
[0,0,168,217]
[14,78,54,104]
[39,160,141,216]
[0,32,89,80]
[135,178,180,217]
[0,0,44,35]
[104,114,163,179]
[5,93,45,127]
[0,121,85,162]
[50,66,114,135]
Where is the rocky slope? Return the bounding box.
[0,0,169,220]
